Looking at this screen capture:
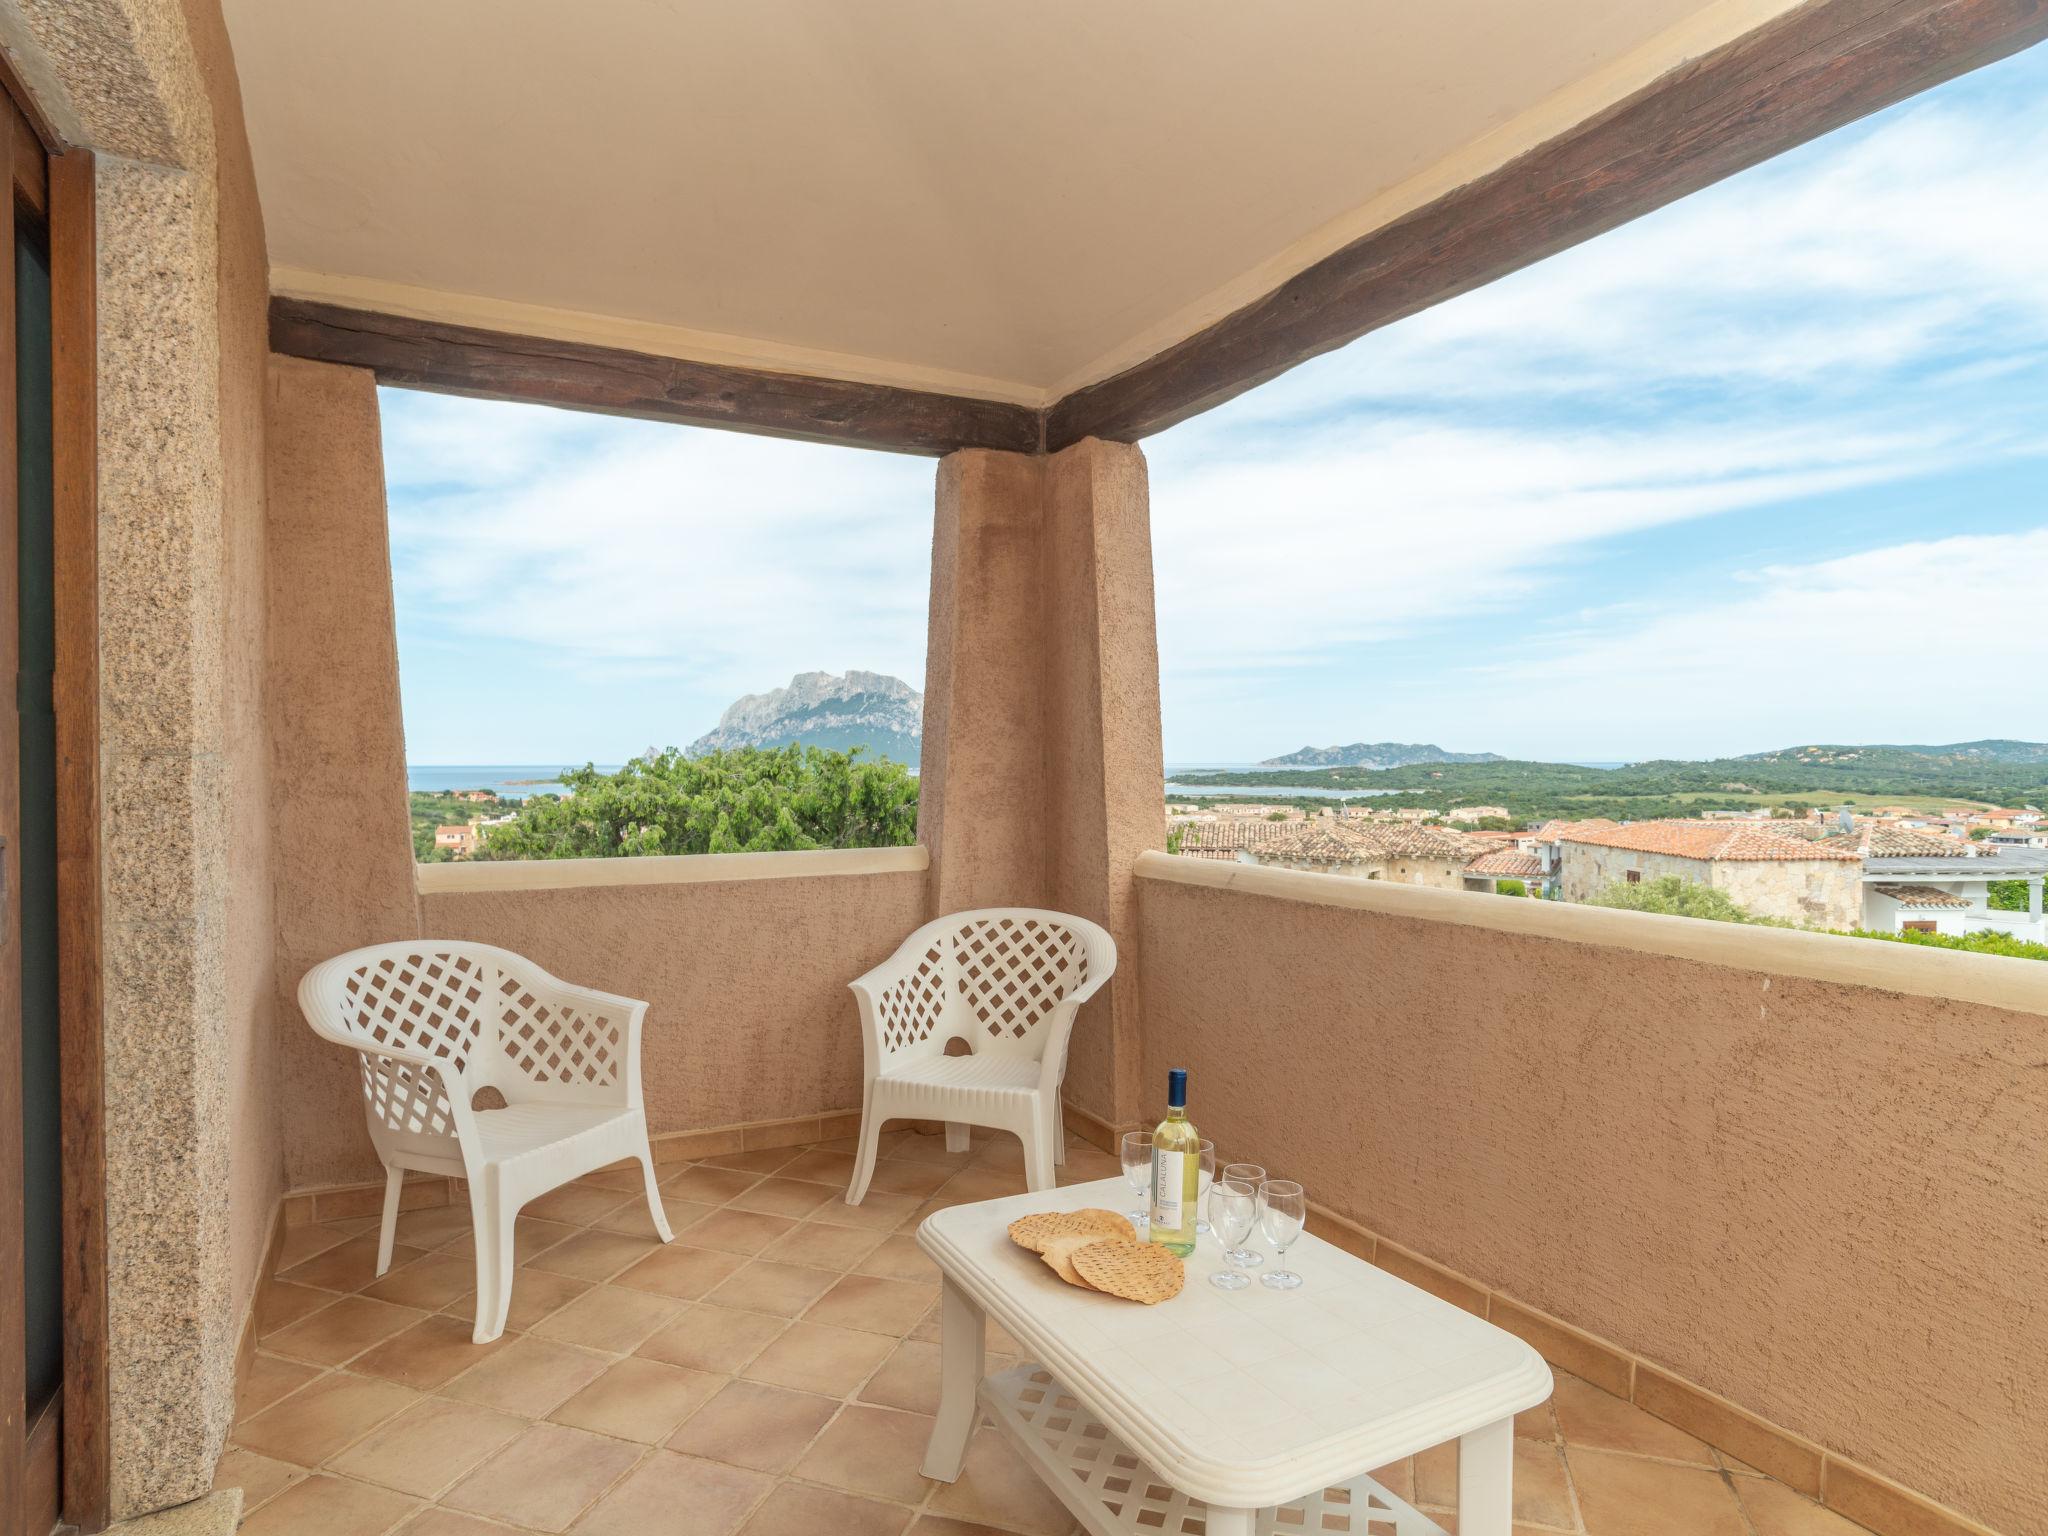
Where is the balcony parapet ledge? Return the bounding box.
[1134,850,2048,1019]
[417,843,929,894]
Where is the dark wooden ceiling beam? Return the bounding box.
[1044,0,2048,450]
[268,298,1043,457]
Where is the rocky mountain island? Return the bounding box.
[687,670,922,764]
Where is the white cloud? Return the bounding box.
[382,392,935,701]
[1452,528,2048,757]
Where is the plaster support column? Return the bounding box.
[917,438,1163,1136]
[264,356,421,1189]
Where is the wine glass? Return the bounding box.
[1194,1140,1216,1234]
[1258,1180,1306,1290]
[1119,1132,1153,1228]
[1207,1179,1258,1291]
[1219,1163,1265,1266]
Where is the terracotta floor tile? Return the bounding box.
[1554,1374,1715,1465]
[804,1274,936,1336]
[1568,1446,1747,1536]
[758,1220,887,1271]
[741,1320,895,1397]
[233,1370,419,1465]
[855,1235,939,1284]
[737,1481,912,1536]
[531,1283,685,1353]
[1517,1401,1561,1443]
[792,1402,937,1503]
[393,1205,474,1250]
[442,1335,611,1418]
[264,1296,432,1367]
[443,1422,644,1533]
[1512,1438,1578,1529]
[237,1353,327,1421]
[667,1380,840,1473]
[280,1234,431,1295]
[906,1309,1022,1356]
[445,1268,591,1333]
[613,1243,747,1300]
[706,1260,839,1318]
[727,1177,839,1220]
[236,1473,419,1536]
[362,1254,480,1312]
[327,1397,526,1498]
[885,1133,978,1167]
[351,1315,510,1392]
[774,1149,860,1187]
[513,1216,582,1264]
[685,1209,800,1257]
[549,1356,725,1443]
[524,1182,634,1226]
[1414,1440,1458,1507]
[863,1160,957,1199]
[569,1450,773,1536]
[926,1425,1073,1536]
[277,1224,355,1270]
[394,1510,523,1536]
[700,1148,803,1175]
[908,1518,1041,1536]
[1736,1476,1871,1536]
[592,1192,713,1239]
[524,1228,664,1282]
[662,1165,767,1204]
[810,1191,923,1232]
[1368,1458,1414,1502]
[931,1167,1026,1204]
[971,1136,1028,1171]
[638,1304,788,1373]
[212,1446,303,1512]
[857,1339,943,1416]
[258,1279,343,1335]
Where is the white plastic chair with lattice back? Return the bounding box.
[297,941,674,1342]
[845,909,1116,1202]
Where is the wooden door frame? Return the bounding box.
[0,61,103,1536]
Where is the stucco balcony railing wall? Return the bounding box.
[1134,852,2047,1536]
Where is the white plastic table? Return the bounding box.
[917,1177,1552,1536]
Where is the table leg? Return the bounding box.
[1457,1415,1513,1536]
[920,1273,986,1481]
[1202,1505,1258,1536]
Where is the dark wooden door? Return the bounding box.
[0,84,60,1536]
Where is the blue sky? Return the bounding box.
[383,41,2048,767]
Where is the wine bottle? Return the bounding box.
[1149,1068,1200,1257]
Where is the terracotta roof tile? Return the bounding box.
[1551,819,1860,862]
[1465,848,1543,878]
[1872,883,1971,908]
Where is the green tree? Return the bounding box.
[473,746,918,860]
[1840,926,2048,962]
[1587,875,1777,924]
[1988,880,2034,911]
[1493,878,1527,897]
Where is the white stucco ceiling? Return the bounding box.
[223,0,1799,403]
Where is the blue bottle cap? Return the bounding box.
[1167,1068,1187,1107]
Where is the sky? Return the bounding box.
[383,41,2048,768]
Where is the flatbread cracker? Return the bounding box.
[1040,1234,1115,1287]
[1072,1238,1185,1304]
[1006,1207,1135,1254]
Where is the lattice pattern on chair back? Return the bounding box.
[949,915,1089,1054]
[874,938,948,1056]
[492,970,623,1090]
[335,950,492,1137]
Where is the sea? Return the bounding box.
[407,765,622,798]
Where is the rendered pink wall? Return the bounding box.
[264,356,422,1188]
[420,871,929,1134]
[1136,873,2047,1535]
[919,439,1165,1128]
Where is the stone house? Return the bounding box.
[1551,821,1864,928]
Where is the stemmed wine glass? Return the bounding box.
[1219,1163,1265,1266]
[1207,1179,1258,1291]
[1194,1140,1216,1234]
[1258,1180,1306,1289]
[1119,1132,1153,1229]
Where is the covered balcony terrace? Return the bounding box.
[0,2,2041,1535]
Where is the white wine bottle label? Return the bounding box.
[1151,1149,1185,1229]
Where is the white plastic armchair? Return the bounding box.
[845,909,1116,1203]
[298,941,674,1342]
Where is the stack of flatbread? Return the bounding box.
[1006,1208,1185,1305]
